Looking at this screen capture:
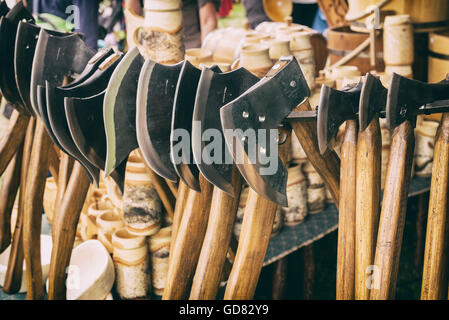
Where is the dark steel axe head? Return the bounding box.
[359,73,387,132]
[220,56,310,206]
[65,92,127,193]
[387,73,449,130]
[60,52,123,169]
[0,1,9,17]
[0,3,34,113]
[136,59,183,182]
[104,46,144,178]
[317,80,363,155]
[14,21,70,116]
[192,65,259,196]
[45,82,100,184]
[170,60,203,191]
[45,53,123,184]
[30,28,96,118]
[60,47,116,90]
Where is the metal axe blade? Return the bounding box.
[387,73,449,130]
[136,59,183,182]
[30,28,95,118]
[14,21,70,115]
[192,65,259,196]
[220,57,310,206]
[60,46,115,90]
[45,53,123,184]
[0,1,8,17]
[317,80,363,155]
[171,60,203,192]
[65,92,127,193]
[103,46,144,177]
[359,73,388,132]
[0,3,34,113]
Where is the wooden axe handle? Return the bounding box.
[290,99,340,204]
[23,120,53,299]
[0,146,22,253]
[52,154,74,240]
[336,120,358,300]
[3,118,35,294]
[169,179,189,265]
[370,120,415,300]
[355,117,381,300]
[224,128,291,300]
[47,145,60,183]
[421,113,449,300]
[0,110,29,176]
[163,175,214,300]
[165,179,178,198]
[47,161,90,300]
[190,167,243,299]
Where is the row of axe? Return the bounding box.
[0,1,338,300]
[1,1,448,300]
[315,72,449,299]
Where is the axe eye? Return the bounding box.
[258,115,266,122]
[242,111,249,118]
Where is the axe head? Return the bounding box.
[359,73,387,131]
[0,3,34,113]
[192,65,259,196]
[0,1,9,17]
[136,59,183,182]
[220,56,310,206]
[317,80,363,154]
[170,60,203,191]
[45,53,123,184]
[65,92,127,193]
[104,46,144,177]
[30,28,95,118]
[14,22,70,115]
[61,46,115,90]
[387,73,449,129]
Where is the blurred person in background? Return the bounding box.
[243,0,328,33]
[124,0,220,49]
[32,0,100,48]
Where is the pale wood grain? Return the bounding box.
[355,118,381,300]
[421,113,449,300]
[336,120,358,300]
[370,120,415,300]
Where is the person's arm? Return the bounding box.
[199,1,218,41]
[125,0,143,16]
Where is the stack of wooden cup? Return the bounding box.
[383,15,414,78]
[282,165,308,226]
[414,117,440,177]
[303,161,326,214]
[122,150,162,237]
[134,0,185,63]
[112,228,150,299]
[148,226,172,296]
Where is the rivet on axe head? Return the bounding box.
[220,56,316,206]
